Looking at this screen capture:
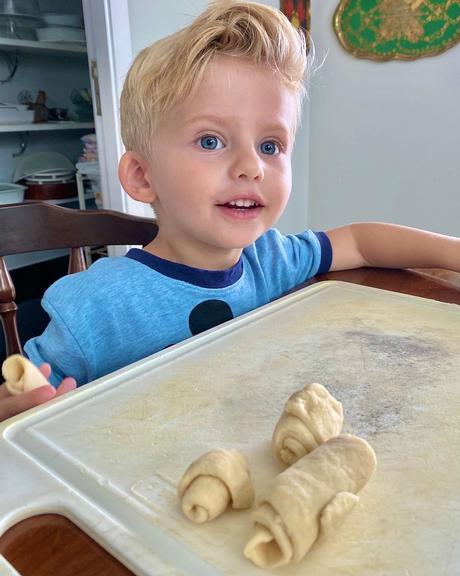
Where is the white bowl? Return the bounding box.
[12,152,75,182]
[0,104,34,124]
[36,25,85,43]
[0,182,25,204]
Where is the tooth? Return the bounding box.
[226,199,258,208]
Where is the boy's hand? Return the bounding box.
[0,363,76,423]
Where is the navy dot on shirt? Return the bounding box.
[189,300,234,336]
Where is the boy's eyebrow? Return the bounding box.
[184,114,227,126]
[185,114,292,136]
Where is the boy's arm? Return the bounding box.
[326,223,460,273]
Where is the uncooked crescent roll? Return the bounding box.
[244,434,376,569]
[178,448,254,523]
[272,383,343,468]
[2,354,49,396]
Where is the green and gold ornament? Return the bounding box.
[334,0,460,61]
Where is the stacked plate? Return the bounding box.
[36,12,85,44]
[25,169,75,186]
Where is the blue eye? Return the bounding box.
[199,135,223,150]
[260,140,279,155]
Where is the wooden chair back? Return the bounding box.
[0,202,157,356]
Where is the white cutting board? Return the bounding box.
[1,281,460,576]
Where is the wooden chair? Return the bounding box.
[0,201,157,357]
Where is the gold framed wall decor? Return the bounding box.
[334,0,460,61]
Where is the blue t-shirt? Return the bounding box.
[25,228,332,387]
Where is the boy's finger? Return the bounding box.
[38,363,52,379]
[0,385,56,422]
[55,378,77,397]
[0,383,10,400]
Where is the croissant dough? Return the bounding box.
[178,448,254,523]
[244,434,376,569]
[272,383,343,467]
[2,354,49,396]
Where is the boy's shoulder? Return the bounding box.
[44,254,143,304]
[246,227,284,256]
[244,227,331,283]
[247,227,321,259]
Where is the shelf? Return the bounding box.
[0,37,87,57]
[0,121,94,133]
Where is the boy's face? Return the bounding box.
[145,56,297,268]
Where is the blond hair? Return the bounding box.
[120,1,310,157]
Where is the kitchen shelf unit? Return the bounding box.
[0,37,87,58]
[0,122,94,133]
[1,15,98,271]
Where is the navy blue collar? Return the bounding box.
[126,248,243,289]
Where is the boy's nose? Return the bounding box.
[229,149,264,182]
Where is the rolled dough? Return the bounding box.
[178,448,254,523]
[2,354,49,396]
[272,382,343,467]
[244,434,376,569]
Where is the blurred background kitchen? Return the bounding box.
[0,0,99,360]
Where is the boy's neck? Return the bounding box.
[143,236,243,271]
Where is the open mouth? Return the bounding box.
[218,199,262,210]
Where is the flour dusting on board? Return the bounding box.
[291,324,448,437]
[10,282,460,576]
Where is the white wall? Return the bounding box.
[126,0,310,233]
[308,1,460,236]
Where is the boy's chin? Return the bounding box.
[222,235,263,251]
[221,224,272,247]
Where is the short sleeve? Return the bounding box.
[24,293,90,388]
[245,228,333,300]
[312,231,333,275]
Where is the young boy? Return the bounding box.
[1,0,459,422]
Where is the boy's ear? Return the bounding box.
[118,151,157,203]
